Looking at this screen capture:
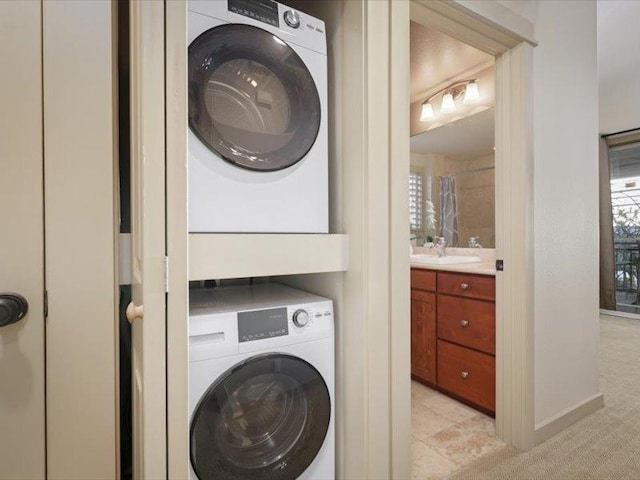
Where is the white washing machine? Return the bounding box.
[188,0,329,233]
[189,283,335,480]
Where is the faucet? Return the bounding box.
[433,237,446,257]
[468,236,482,248]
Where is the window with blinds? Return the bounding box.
[409,171,423,233]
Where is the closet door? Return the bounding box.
[43,1,118,477]
[0,3,46,479]
[128,1,168,478]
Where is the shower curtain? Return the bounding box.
[440,175,459,247]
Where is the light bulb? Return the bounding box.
[440,92,456,114]
[463,81,480,104]
[420,102,435,121]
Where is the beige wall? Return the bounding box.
[598,1,640,135]
[530,0,600,428]
[500,0,601,427]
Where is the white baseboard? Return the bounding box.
[534,393,604,445]
[600,308,640,321]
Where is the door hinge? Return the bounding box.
[44,290,48,319]
[496,259,504,271]
[164,256,169,293]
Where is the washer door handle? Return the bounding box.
[0,293,29,327]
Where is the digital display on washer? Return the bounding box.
[238,307,289,342]
[228,0,280,27]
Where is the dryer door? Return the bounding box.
[190,353,331,480]
[188,24,322,172]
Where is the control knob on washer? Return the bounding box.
[292,309,309,327]
[284,9,300,28]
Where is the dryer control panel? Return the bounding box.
[190,0,327,56]
[228,0,279,27]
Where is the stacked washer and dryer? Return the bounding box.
[187,1,334,479]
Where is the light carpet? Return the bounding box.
[448,314,640,480]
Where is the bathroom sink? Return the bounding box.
[410,254,482,265]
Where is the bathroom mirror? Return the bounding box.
[408,21,496,249]
[410,108,495,248]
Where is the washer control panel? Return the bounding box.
[238,307,288,343]
[190,285,333,358]
[234,301,332,344]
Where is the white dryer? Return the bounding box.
[189,283,335,480]
[188,0,328,233]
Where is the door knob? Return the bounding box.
[126,301,144,324]
[0,293,29,327]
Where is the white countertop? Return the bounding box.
[409,247,497,276]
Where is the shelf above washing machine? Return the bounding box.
[188,233,349,280]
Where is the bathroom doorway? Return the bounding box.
[407,20,505,478]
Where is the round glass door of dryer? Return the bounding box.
[190,353,331,480]
[188,24,322,172]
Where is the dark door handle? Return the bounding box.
[0,293,29,327]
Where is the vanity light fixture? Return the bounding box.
[420,79,480,122]
[420,101,435,121]
[463,80,480,104]
[440,92,456,114]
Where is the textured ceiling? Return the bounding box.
[410,21,493,99]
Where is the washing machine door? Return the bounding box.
[190,353,331,480]
[188,24,322,172]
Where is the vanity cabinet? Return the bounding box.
[411,289,437,385]
[410,269,437,386]
[411,268,496,414]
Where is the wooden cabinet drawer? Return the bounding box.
[437,340,495,412]
[437,272,495,301]
[411,268,436,292]
[437,295,495,354]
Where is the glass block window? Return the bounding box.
[409,171,423,233]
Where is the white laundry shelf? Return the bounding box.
[189,233,349,280]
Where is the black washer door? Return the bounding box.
[190,353,331,480]
[188,24,322,172]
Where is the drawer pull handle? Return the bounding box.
[460,319,469,328]
[461,371,469,379]
[460,283,470,290]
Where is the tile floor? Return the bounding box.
[411,381,506,479]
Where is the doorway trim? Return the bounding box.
[601,129,640,320]
[391,3,536,475]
